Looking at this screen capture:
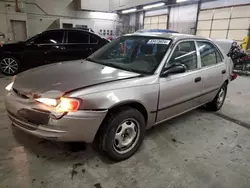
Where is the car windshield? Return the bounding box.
[87,36,171,74]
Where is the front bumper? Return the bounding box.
[5,91,107,142]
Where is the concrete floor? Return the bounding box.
[0,76,250,188]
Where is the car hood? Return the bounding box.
[13,60,140,98]
[1,41,26,50]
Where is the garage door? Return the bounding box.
[196,5,250,44]
[144,14,168,29]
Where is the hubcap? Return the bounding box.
[113,118,140,154]
[0,58,18,74]
[217,88,225,108]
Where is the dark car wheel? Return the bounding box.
[0,56,20,76]
[205,82,227,111]
[97,107,146,161]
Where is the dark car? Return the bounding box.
[0,28,109,75]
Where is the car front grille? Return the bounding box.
[8,111,38,131]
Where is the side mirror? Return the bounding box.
[161,63,186,77]
[0,32,5,39]
[26,41,35,46]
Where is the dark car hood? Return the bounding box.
[13,60,140,97]
[1,41,26,50]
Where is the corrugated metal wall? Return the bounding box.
[169,4,198,34]
[197,2,250,44]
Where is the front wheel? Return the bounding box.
[97,107,146,161]
[205,83,227,111]
[0,56,20,76]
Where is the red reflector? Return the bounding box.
[231,73,238,81]
[56,98,80,112]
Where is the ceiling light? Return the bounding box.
[143,2,165,10]
[176,0,188,3]
[121,8,137,14]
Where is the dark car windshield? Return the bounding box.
[87,36,171,74]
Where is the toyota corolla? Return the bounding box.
[5,32,233,161]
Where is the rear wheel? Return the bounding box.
[0,56,20,76]
[97,107,146,161]
[205,82,227,111]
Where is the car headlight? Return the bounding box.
[5,82,14,91]
[35,97,80,112]
[35,98,58,106]
[5,76,16,91]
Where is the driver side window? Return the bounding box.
[33,31,64,44]
[168,41,197,71]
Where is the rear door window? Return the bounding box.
[197,41,223,67]
[67,31,89,43]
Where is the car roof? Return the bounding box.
[45,28,93,33]
[135,29,179,33]
[125,32,208,42]
[43,28,108,40]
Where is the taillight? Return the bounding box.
[55,98,80,112]
[231,73,238,81]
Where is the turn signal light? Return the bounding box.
[55,98,80,112]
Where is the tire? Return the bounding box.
[97,107,146,161]
[205,82,227,111]
[0,56,20,76]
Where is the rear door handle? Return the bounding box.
[194,77,201,83]
[222,70,226,74]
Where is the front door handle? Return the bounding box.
[51,46,66,50]
[60,46,66,50]
[194,77,201,83]
[222,70,226,74]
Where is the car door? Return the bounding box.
[196,40,226,104]
[24,30,65,67]
[64,30,93,61]
[24,33,51,68]
[156,40,203,123]
[46,30,67,63]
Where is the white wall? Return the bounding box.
[0,1,28,42]
[80,0,110,12]
[145,8,169,17]
[201,0,250,9]
[112,0,161,11]
[0,0,119,42]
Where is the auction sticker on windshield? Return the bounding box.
[147,39,171,45]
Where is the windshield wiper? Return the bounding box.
[86,58,150,75]
[85,57,100,64]
[105,62,150,75]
